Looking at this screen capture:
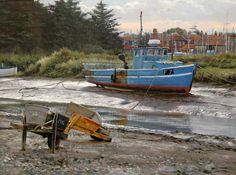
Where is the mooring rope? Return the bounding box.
[18,79,67,97]
[130,69,161,110]
[196,65,236,85]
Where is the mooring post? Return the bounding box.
[21,115,27,151]
[51,114,58,153]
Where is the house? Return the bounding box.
[120,28,236,54]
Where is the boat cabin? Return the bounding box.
[132,47,178,69]
[132,39,177,69]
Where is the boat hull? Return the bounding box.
[85,72,194,94]
[84,64,195,76]
[0,67,17,77]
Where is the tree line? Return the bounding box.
[0,0,122,53]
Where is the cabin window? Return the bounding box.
[163,49,168,55]
[164,69,174,75]
[147,49,154,56]
[140,49,145,56]
[154,49,159,56]
[152,65,156,68]
[134,50,139,56]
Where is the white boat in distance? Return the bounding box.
[0,65,17,77]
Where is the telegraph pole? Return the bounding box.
[225,11,230,53]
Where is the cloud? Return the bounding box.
[39,0,236,32]
[39,0,55,5]
[114,0,236,32]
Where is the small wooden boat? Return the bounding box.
[0,65,17,77]
[84,40,196,94]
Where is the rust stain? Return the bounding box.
[115,70,128,84]
[88,70,94,82]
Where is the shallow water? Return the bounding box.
[0,78,235,138]
[0,98,236,138]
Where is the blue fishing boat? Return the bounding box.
[84,40,196,94]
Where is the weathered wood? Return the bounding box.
[21,115,27,151]
[51,114,58,153]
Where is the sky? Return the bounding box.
[40,0,236,34]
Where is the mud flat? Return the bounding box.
[0,116,236,175]
[0,78,236,174]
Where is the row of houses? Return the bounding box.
[121,28,236,54]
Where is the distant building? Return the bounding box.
[120,29,236,54]
[120,34,139,50]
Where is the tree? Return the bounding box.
[0,0,47,53]
[44,0,87,50]
[0,0,122,53]
[90,1,121,50]
[165,27,187,37]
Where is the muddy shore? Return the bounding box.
[0,116,236,175]
[0,78,236,174]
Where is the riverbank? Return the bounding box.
[173,53,236,84]
[0,77,236,174]
[0,116,236,175]
[1,49,236,84]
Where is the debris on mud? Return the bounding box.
[1,116,236,175]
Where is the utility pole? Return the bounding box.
[188,34,190,55]
[225,11,230,53]
[139,11,143,47]
[171,33,174,60]
[232,26,235,53]
[201,33,204,53]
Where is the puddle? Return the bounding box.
[0,78,235,138]
[95,106,236,138]
[0,98,235,138]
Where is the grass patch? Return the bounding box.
[0,53,41,72]
[24,48,126,78]
[174,53,236,84]
[195,67,236,84]
[173,53,236,68]
[2,48,235,85]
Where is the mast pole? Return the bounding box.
[139,11,143,46]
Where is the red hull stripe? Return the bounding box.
[91,81,191,94]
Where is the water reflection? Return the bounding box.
[98,109,191,133]
[190,116,236,138]
[96,107,236,138]
[0,99,235,138]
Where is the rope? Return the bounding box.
[18,80,67,97]
[0,78,99,99]
[130,69,160,110]
[197,65,236,85]
[0,75,235,109]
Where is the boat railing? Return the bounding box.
[133,48,169,58]
[83,63,127,70]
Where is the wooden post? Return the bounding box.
[21,115,27,151]
[51,114,58,153]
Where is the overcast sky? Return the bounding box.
[40,0,236,34]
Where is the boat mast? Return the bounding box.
[139,11,143,46]
[225,11,230,53]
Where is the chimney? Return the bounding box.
[152,28,158,39]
